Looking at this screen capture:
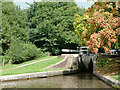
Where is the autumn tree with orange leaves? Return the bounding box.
[73,2,120,54]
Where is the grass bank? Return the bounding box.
[109,75,120,81]
[2,56,65,76]
[96,57,120,81]
[1,56,56,70]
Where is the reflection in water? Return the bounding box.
[2,73,112,88]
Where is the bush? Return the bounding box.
[5,39,23,63]
[37,48,46,57]
[52,48,60,55]
[0,47,3,55]
[5,39,45,64]
[22,43,38,61]
[45,51,51,56]
[1,56,10,65]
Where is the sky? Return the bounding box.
[14,0,95,9]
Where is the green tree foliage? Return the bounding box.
[2,2,45,64]
[2,2,29,53]
[27,2,86,55]
[2,1,86,64]
[4,38,44,64]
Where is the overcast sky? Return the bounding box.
[14,0,94,9]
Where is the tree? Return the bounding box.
[74,2,120,54]
[27,1,86,55]
[2,2,29,53]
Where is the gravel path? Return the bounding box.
[1,57,57,71]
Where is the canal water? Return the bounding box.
[2,73,112,88]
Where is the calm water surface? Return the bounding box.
[2,73,112,88]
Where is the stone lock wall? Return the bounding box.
[61,54,98,72]
[79,54,98,72]
[43,54,98,72]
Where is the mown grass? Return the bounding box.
[109,75,120,81]
[1,56,56,70]
[2,57,64,76]
[96,57,119,75]
[96,57,120,81]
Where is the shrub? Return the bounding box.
[22,43,38,61]
[1,56,10,65]
[37,48,46,58]
[52,48,60,55]
[5,39,45,64]
[0,47,3,55]
[5,39,24,63]
[45,51,51,56]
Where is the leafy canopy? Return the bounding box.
[2,2,29,53]
[27,1,86,55]
[74,2,120,54]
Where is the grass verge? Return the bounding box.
[2,57,64,76]
[96,57,120,81]
[96,57,119,75]
[109,75,120,81]
[1,56,56,70]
